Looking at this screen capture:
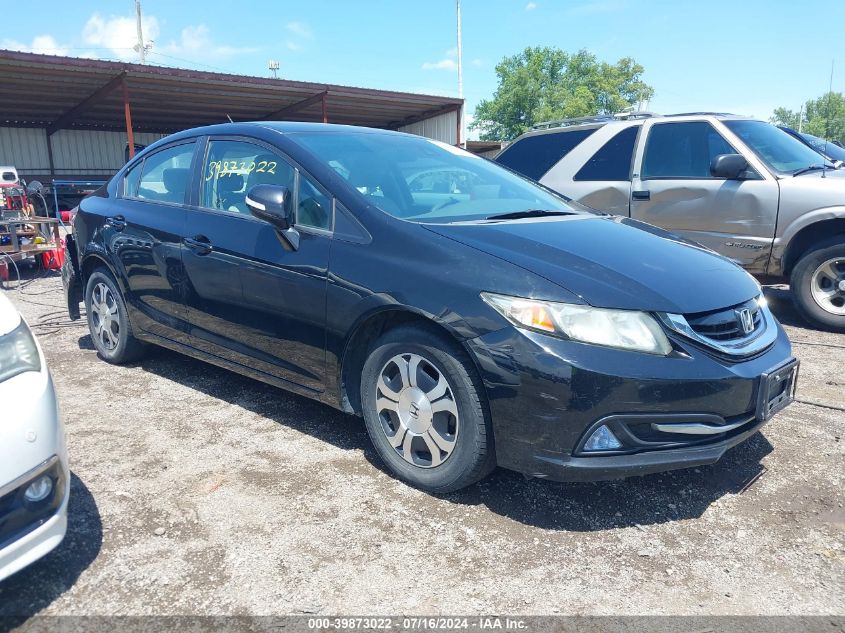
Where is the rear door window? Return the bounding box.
[496,128,595,180]
[574,126,639,181]
[136,142,196,204]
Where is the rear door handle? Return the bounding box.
[183,235,213,255]
[106,215,126,231]
[632,190,650,201]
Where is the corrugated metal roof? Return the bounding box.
[0,50,463,133]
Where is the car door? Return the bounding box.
[629,119,779,273]
[111,140,197,344]
[180,136,331,393]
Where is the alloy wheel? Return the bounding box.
[376,353,459,468]
[91,282,120,351]
[810,257,845,315]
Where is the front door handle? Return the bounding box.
[183,235,213,255]
[632,190,650,201]
[106,215,126,231]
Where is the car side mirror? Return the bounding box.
[710,154,749,180]
[245,184,300,250]
[246,184,292,230]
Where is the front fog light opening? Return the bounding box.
[24,474,53,503]
[583,425,623,452]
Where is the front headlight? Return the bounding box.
[481,292,673,356]
[0,320,42,383]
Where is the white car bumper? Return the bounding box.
[0,369,69,583]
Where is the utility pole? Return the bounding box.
[798,104,804,133]
[135,0,146,63]
[456,0,465,147]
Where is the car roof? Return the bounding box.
[162,121,410,141]
[134,121,415,159]
[520,112,757,138]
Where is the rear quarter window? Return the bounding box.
[496,128,595,180]
[574,126,639,181]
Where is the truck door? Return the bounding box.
[629,119,779,273]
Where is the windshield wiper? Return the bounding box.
[483,209,571,221]
[793,164,832,176]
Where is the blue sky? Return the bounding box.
[2,0,842,137]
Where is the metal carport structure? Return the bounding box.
[0,50,463,181]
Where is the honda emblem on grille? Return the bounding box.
[737,308,755,335]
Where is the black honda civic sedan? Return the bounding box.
[62,122,798,492]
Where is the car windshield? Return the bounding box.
[724,119,835,174]
[798,131,845,163]
[290,132,574,222]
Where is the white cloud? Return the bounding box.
[160,23,258,58]
[423,59,458,71]
[422,48,459,72]
[286,22,313,38]
[83,13,160,61]
[284,21,313,53]
[525,2,537,10]
[0,35,70,56]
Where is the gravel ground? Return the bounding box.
[0,272,842,618]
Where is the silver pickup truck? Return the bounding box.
[496,112,845,331]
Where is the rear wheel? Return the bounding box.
[360,324,495,493]
[84,268,147,363]
[791,240,845,332]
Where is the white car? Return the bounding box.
[0,291,68,582]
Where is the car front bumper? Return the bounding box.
[0,456,69,582]
[0,367,69,582]
[466,323,796,482]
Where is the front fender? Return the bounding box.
[771,206,845,274]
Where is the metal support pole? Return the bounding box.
[122,77,136,159]
[322,91,328,124]
[45,129,55,178]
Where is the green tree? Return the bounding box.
[770,92,845,144]
[470,47,654,141]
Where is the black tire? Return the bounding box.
[790,239,845,332]
[360,324,495,493]
[84,268,147,363]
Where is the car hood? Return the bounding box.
[424,215,760,314]
[778,167,845,212]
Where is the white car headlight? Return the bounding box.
[481,293,673,356]
[0,320,41,383]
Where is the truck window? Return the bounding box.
[574,126,639,181]
[496,129,595,180]
[642,122,735,179]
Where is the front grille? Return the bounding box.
[685,298,761,342]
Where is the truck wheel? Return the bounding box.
[790,239,845,332]
[85,268,148,363]
[360,324,495,493]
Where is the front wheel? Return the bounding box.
[360,325,495,493]
[84,268,147,363]
[790,240,845,332]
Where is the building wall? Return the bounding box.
[0,127,164,179]
[399,110,458,145]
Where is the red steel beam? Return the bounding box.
[122,77,136,159]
